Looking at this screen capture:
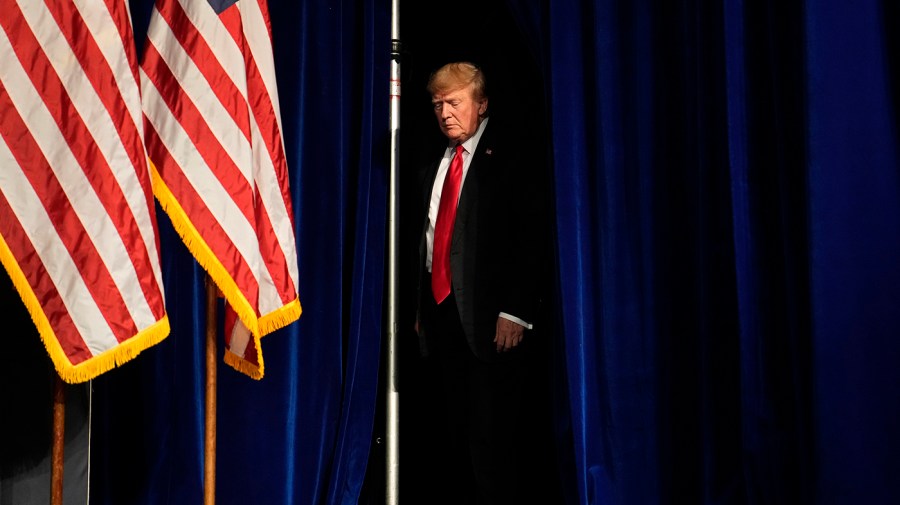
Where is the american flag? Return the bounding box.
[0,0,170,383]
[142,0,301,379]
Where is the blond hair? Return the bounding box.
[427,62,487,101]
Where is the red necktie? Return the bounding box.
[432,144,464,303]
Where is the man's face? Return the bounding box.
[431,85,487,143]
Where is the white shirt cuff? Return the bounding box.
[499,312,533,330]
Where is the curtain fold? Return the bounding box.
[725,1,814,503]
[90,1,387,504]
[547,0,657,502]
[806,1,900,503]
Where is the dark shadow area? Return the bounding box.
[361,1,565,503]
[884,0,900,150]
[0,271,90,505]
[651,1,812,502]
[0,271,53,481]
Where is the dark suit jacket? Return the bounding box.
[417,119,543,362]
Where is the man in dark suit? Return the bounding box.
[415,61,544,505]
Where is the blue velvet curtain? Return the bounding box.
[85,0,900,503]
[90,1,388,504]
[539,0,900,503]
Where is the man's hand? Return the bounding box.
[494,317,525,352]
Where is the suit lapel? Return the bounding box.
[456,121,494,232]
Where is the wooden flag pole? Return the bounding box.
[51,375,66,505]
[204,277,218,505]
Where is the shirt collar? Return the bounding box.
[450,117,489,154]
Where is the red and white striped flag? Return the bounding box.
[0,0,170,383]
[142,0,301,379]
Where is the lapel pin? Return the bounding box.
[485,148,492,155]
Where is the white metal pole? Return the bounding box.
[386,0,401,503]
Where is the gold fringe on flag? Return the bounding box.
[150,165,264,337]
[0,233,170,384]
